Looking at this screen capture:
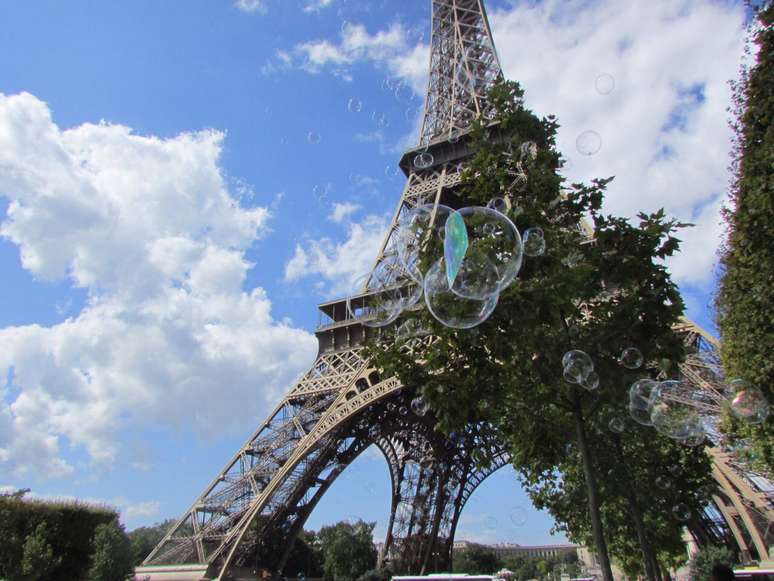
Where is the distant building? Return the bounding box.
[453,540,579,560]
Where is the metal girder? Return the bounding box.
[419,0,502,145]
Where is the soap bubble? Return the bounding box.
[509,506,528,526]
[562,350,594,384]
[448,206,523,299]
[655,476,673,490]
[394,82,409,102]
[395,204,453,278]
[346,273,403,328]
[424,259,498,329]
[347,98,363,113]
[595,73,616,95]
[523,227,546,257]
[581,370,600,391]
[385,165,401,179]
[399,405,408,416]
[396,318,429,341]
[681,431,706,447]
[728,379,769,424]
[668,464,683,478]
[576,130,602,156]
[619,347,644,369]
[312,184,328,201]
[520,141,538,161]
[486,197,508,213]
[608,417,625,434]
[372,111,389,128]
[628,379,657,425]
[368,426,380,440]
[414,151,434,169]
[649,380,702,440]
[671,503,691,522]
[411,396,429,417]
[307,131,321,145]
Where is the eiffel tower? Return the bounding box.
[138,1,772,579]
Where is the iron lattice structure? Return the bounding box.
[139,1,772,579]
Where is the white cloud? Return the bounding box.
[303,0,333,14]
[284,214,389,297]
[0,92,317,479]
[234,0,265,14]
[291,22,429,93]
[123,500,161,520]
[279,0,744,287]
[488,0,745,285]
[329,202,361,223]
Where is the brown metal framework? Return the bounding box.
[138,1,771,579]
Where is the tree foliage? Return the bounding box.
[453,546,502,574]
[689,545,736,581]
[317,520,377,581]
[21,522,61,581]
[0,494,117,581]
[127,519,175,567]
[87,520,134,581]
[368,79,714,579]
[715,2,774,475]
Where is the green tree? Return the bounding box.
[689,545,736,581]
[715,2,774,475]
[283,530,325,578]
[127,519,175,567]
[369,80,708,581]
[453,546,502,574]
[21,522,61,581]
[87,520,134,581]
[317,520,377,581]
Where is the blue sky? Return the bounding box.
[0,0,747,545]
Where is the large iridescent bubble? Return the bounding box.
[395,204,453,280]
[649,380,703,440]
[424,259,498,329]
[562,350,594,384]
[628,378,657,426]
[727,379,770,424]
[444,206,522,300]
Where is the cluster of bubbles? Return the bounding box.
[630,375,769,445]
[557,345,768,443]
[562,350,599,390]
[348,148,548,330]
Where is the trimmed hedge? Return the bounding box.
[0,494,118,581]
[715,4,774,474]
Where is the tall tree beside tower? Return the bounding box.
[716,3,774,475]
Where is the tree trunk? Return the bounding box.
[572,398,615,581]
[611,437,657,581]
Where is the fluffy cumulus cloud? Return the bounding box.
[0,92,317,480]
[280,0,745,288]
[286,22,429,93]
[284,213,389,297]
[487,0,746,286]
